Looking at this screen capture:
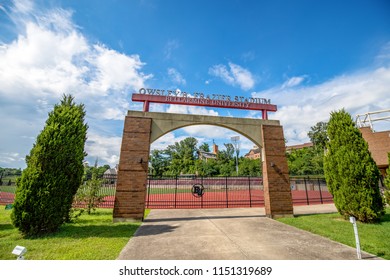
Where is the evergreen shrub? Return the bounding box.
[323,109,384,223]
[11,95,88,236]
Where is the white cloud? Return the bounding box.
[229,63,256,90]
[0,2,152,168]
[241,51,256,62]
[281,76,306,88]
[209,62,255,90]
[150,132,197,150]
[182,125,232,139]
[252,65,390,145]
[164,39,180,60]
[12,0,33,15]
[167,68,186,85]
[89,45,152,93]
[375,42,390,64]
[0,152,24,164]
[85,133,122,167]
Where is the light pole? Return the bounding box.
[231,136,240,176]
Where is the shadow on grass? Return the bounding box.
[0,224,14,231]
[29,223,141,240]
[69,217,113,224]
[291,209,390,224]
[379,212,390,224]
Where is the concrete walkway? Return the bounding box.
[117,204,379,260]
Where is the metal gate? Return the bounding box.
[145,176,264,209]
[68,175,333,209]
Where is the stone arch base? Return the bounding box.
[113,111,293,222]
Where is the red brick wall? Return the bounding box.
[113,116,152,222]
[262,125,294,218]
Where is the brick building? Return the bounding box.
[245,142,314,160]
[360,127,390,176]
[198,143,219,161]
[356,109,390,176]
[285,142,313,153]
[245,146,261,159]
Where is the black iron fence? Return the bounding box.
[145,176,333,209]
[145,176,264,209]
[1,174,334,208]
[290,177,333,205]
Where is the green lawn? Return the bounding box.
[278,207,390,259]
[0,185,16,194]
[0,208,149,260]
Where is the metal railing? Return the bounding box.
[1,174,334,208]
[356,108,390,131]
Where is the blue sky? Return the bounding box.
[1,0,390,168]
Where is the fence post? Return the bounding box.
[201,176,204,208]
[304,177,309,205]
[317,177,323,204]
[225,176,229,208]
[248,176,252,207]
[174,175,178,208]
[147,176,151,208]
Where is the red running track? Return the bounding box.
[1,190,333,209]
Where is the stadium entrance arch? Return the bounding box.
[113,90,293,221]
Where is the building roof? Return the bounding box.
[360,127,390,169]
[104,168,117,175]
[198,150,217,159]
[286,142,313,152]
[245,148,261,157]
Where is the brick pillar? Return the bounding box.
[262,125,294,218]
[113,116,151,222]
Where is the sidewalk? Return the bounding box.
[117,204,380,260]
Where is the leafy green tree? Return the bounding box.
[164,137,198,175]
[0,167,22,176]
[287,147,324,175]
[308,121,328,151]
[75,171,105,215]
[84,164,110,180]
[323,109,384,223]
[287,148,312,175]
[0,168,22,185]
[195,158,219,176]
[11,94,88,236]
[217,143,234,163]
[216,143,235,176]
[199,142,210,152]
[219,162,235,176]
[238,158,261,176]
[149,138,262,177]
[150,149,169,176]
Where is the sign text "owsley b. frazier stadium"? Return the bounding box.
[132,88,277,119]
[138,88,271,106]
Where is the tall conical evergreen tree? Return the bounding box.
[384,153,390,205]
[324,109,384,223]
[12,95,88,236]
